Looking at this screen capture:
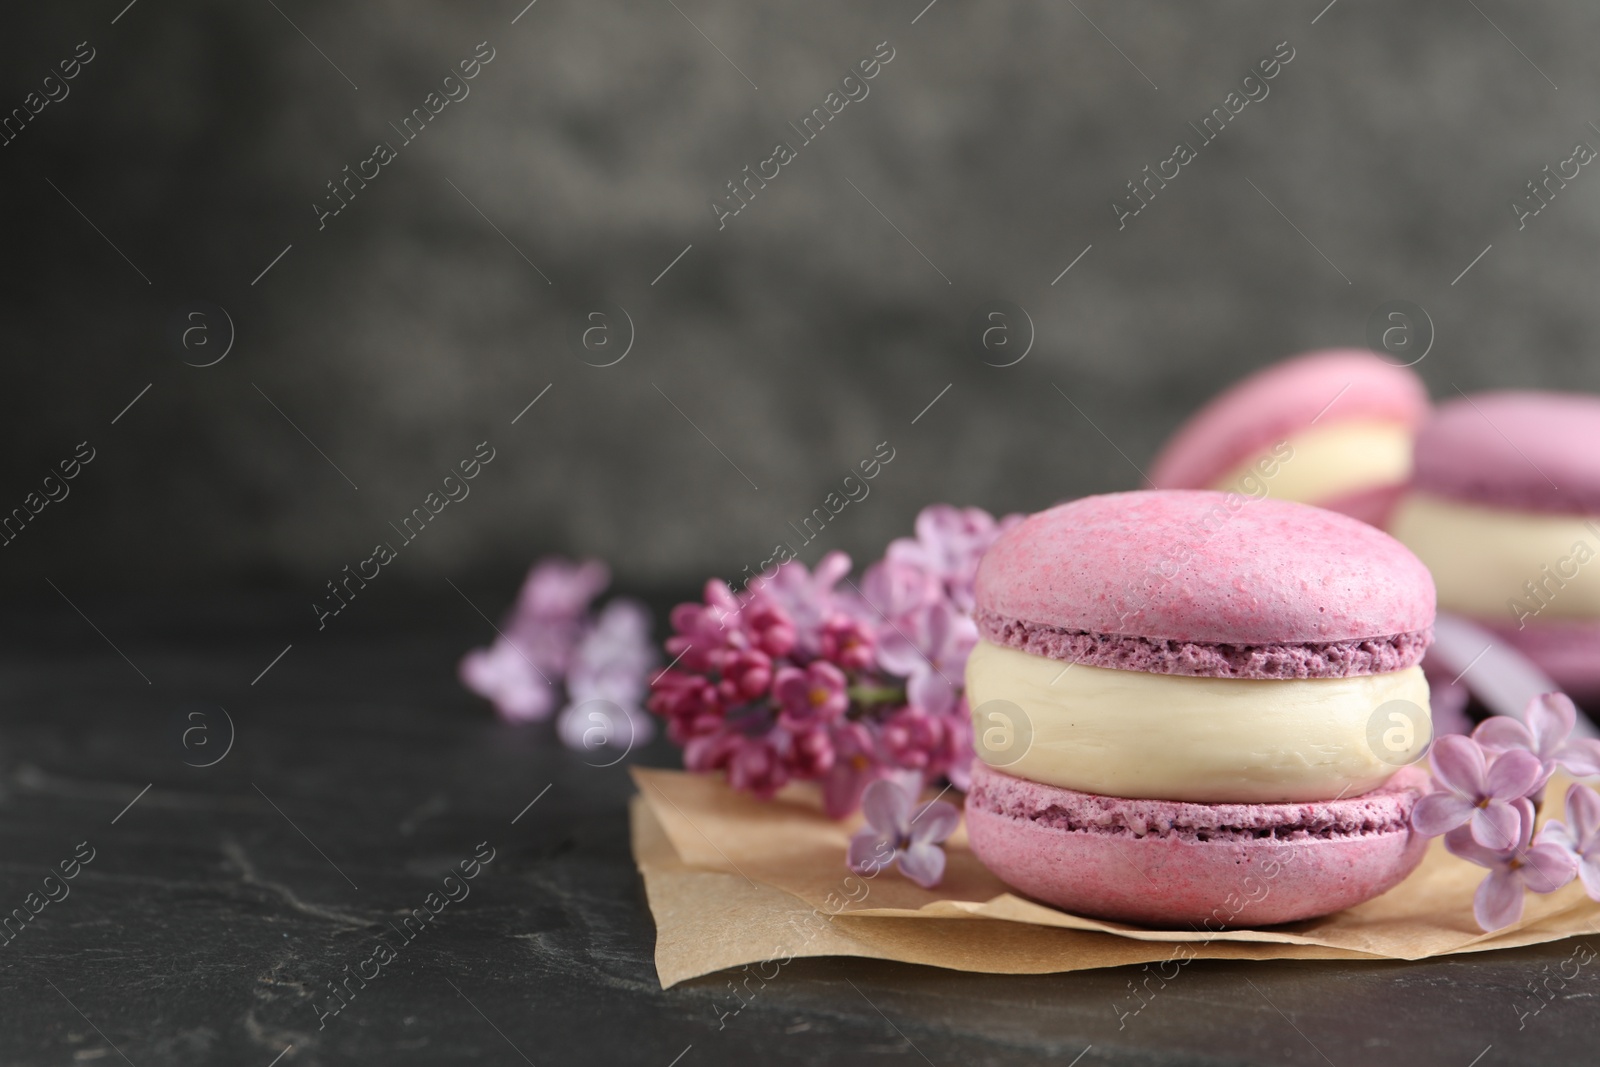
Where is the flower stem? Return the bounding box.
[848,684,905,707]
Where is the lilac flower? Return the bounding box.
[459,639,558,722]
[846,778,960,888]
[884,505,1024,611]
[772,660,848,731]
[874,600,977,717]
[747,552,852,655]
[1444,801,1577,931]
[515,557,611,622]
[1474,692,1600,787]
[1411,734,1544,849]
[1536,783,1600,901]
[822,722,890,819]
[556,599,658,752]
[858,556,942,620]
[460,557,613,722]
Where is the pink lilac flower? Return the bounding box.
[459,639,559,722]
[884,505,1024,612]
[824,722,895,819]
[858,556,943,621]
[1444,802,1577,931]
[874,600,978,717]
[460,557,614,722]
[556,599,658,752]
[515,557,611,621]
[773,661,848,731]
[1474,692,1600,788]
[1412,734,1544,849]
[745,551,853,655]
[461,557,658,749]
[846,779,960,888]
[820,615,876,671]
[649,505,1013,815]
[1536,783,1600,901]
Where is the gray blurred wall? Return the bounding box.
[2,0,1598,592]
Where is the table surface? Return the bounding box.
[4,591,1596,1067]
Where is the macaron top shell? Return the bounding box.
[1412,390,1600,515]
[1150,349,1429,491]
[974,490,1435,665]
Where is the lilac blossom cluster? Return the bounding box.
[648,505,1022,817]
[1412,692,1600,930]
[458,558,658,752]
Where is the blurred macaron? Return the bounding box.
[1150,349,1430,525]
[1389,390,1600,699]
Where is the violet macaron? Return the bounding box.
[963,490,1436,926]
[1388,391,1600,699]
[1150,349,1430,526]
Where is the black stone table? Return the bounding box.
[3,590,1596,1066]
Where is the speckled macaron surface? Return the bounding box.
[1412,391,1600,515]
[965,761,1430,926]
[1150,349,1429,491]
[973,490,1436,679]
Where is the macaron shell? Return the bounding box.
[965,762,1430,926]
[1151,349,1429,493]
[974,490,1436,650]
[1412,391,1600,515]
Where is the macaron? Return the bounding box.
[1388,390,1600,699]
[1149,349,1430,526]
[963,490,1436,926]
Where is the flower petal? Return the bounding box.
[1484,748,1543,800]
[1525,691,1578,759]
[1471,800,1526,851]
[1474,867,1526,931]
[1579,855,1600,902]
[1538,818,1579,854]
[847,829,896,876]
[1555,738,1600,780]
[1520,843,1579,894]
[1444,825,1510,869]
[1570,783,1600,846]
[860,777,913,837]
[907,669,958,717]
[1472,716,1533,755]
[909,800,961,846]
[1411,792,1476,837]
[1430,734,1488,796]
[896,841,947,888]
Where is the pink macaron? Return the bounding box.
[964,490,1436,926]
[1150,349,1430,526]
[1390,391,1600,699]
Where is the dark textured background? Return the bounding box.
[3,0,1599,600]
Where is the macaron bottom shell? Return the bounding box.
[965,762,1429,927]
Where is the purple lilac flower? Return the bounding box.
[846,778,961,888]
[556,598,658,752]
[1536,783,1600,902]
[1411,734,1544,849]
[1474,692,1600,788]
[1444,801,1577,931]
[874,600,977,717]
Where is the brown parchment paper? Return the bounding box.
[630,767,1600,988]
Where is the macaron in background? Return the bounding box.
[1149,349,1430,526]
[963,490,1436,926]
[1388,390,1600,701]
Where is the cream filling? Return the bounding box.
[1209,420,1414,505]
[1390,492,1600,624]
[966,640,1431,803]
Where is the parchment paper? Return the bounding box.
[630,767,1600,988]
